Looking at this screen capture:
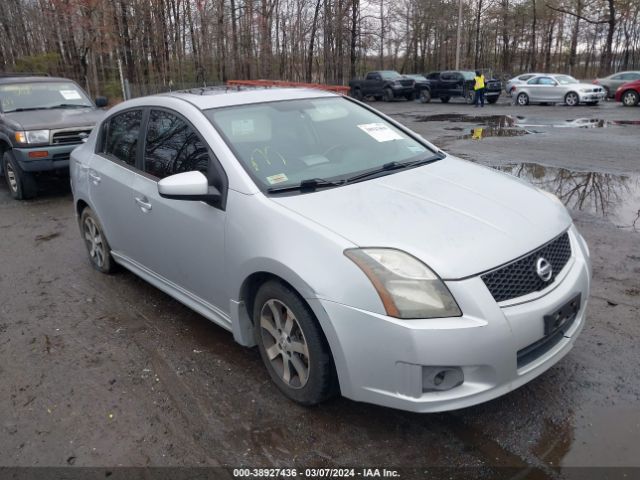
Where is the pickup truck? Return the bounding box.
[424,71,502,104]
[0,74,107,199]
[349,71,416,102]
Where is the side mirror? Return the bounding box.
[158,171,221,203]
[95,96,108,108]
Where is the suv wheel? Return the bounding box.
[419,89,431,103]
[253,280,337,405]
[2,151,37,200]
[383,88,394,102]
[80,207,116,273]
[465,90,475,104]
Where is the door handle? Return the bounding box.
[88,171,101,184]
[134,196,152,212]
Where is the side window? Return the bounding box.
[611,74,624,80]
[539,77,556,85]
[622,73,640,80]
[527,77,540,85]
[144,109,210,179]
[103,110,142,166]
[441,73,452,81]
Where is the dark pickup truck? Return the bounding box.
[349,71,416,102]
[421,71,502,104]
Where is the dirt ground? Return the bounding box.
[0,96,638,479]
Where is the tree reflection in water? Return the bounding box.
[495,163,640,232]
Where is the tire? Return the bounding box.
[419,89,431,103]
[565,92,579,106]
[516,92,529,106]
[465,90,475,104]
[487,97,498,104]
[80,207,116,274]
[440,96,450,103]
[253,280,337,405]
[352,88,363,101]
[383,87,394,102]
[405,92,416,101]
[2,151,37,200]
[622,90,639,107]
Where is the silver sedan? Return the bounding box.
[513,74,606,106]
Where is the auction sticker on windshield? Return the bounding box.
[60,89,82,100]
[358,123,403,142]
[266,173,288,185]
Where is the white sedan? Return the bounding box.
[513,74,606,106]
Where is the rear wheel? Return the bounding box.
[2,151,37,200]
[516,92,529,106]
[465,90,475,104]
[622,90,639,106]
[565,92,579,106]
[383,87,394,102]
[80,207,116,274]
[419,89,431,103]
[253,280,337,405]
[440,96,450,103]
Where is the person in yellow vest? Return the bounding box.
[474,70,486,108]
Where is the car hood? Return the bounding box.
[272,157,572,279]
[4,108,105,130]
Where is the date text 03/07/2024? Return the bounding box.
[232,468,401,478]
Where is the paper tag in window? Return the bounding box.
[60,90,82,100]
[407,145,427,154]
[266,173,288,185]
[357,123,403,142]
[232,119,254,137]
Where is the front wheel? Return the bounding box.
[516,92,529,106]
[383,88,394,102]
[622,90,639,106]
[419,89,431,103]
[2,151,37,200]
[80,207,116,274]
[565,92,579,106]
[253,281,337,405]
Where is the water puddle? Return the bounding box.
[533,407,640,474]
[414,113,640,129]
[492,163,640,231]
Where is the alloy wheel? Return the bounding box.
[259,299,310,389]
[623,91,638,106]
[517,93,528,106]
[566,93,578,106]
[83,216,105,268]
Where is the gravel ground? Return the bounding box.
[0,95,638,479]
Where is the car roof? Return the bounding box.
[0,76,76,85]
[158,87,338,110]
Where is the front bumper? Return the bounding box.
[316,225,591,412]
[391,85,415,97]
[12,144,80,172]
[578,91,606,102]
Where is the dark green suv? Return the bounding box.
[0,74,107,199]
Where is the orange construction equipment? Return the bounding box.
[227,79,350,95]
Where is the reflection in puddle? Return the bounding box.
[461,126,529,140]
[415,113,640,129]
[493,163,640,231]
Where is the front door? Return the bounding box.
[127,108,229,314]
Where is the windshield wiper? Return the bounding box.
[47,104,92,109]
[9,107,46,112]
[345,153,445,184]
[267,177,347,194]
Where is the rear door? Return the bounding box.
[88,109,144,256]
[128,108,229,310]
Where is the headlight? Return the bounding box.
[345,248,462,319]
[15,130,50,144]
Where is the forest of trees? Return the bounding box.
[1,0,639,99]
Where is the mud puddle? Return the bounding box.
[533,406,640,472]
[493,163,640,231]
[413,113,640,129]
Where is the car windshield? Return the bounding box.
[461,72,477,80]
[555,75,578,85]
[0,81,93,112]
[205,97,437,192]
[379,71,402,80]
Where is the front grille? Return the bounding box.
[481,232,572,303]
[400,79,414,87]
[51,128,92,145]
